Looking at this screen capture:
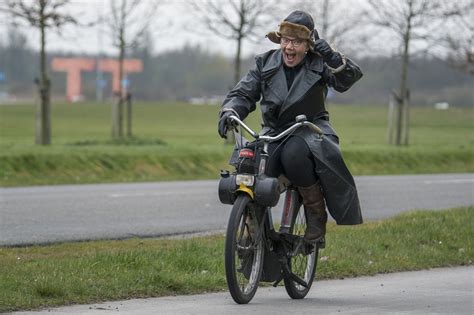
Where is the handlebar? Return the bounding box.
[228,114,323,142]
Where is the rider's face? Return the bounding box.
[281,36,308,67]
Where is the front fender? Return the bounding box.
[236,184,254,199]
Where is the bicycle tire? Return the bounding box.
[283,202,319,299]
[225,194,264,304]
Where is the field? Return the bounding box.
[0,102,472,186]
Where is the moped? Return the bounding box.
[219,114,325,304]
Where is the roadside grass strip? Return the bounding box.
[1,103,473,186]
[1,145,471,186]
[0,207,472,312]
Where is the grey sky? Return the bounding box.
[0,0,278,58]
[1,0,464,59]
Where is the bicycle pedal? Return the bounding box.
[302,237,325,251]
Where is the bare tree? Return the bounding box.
[190,0,280,85]
[439,2,474,76]
[364,0,467,146]
[295,0,365,50]
[104,0,160,139]
[1,0,76,145]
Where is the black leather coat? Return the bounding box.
[222,49,363,225]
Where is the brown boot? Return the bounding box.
[298,183,327,242]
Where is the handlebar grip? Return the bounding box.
[309,124,323,135]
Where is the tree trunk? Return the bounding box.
[118,42,124,138]
[321,0,330,38]
[403,89,410,145]
[396,0,413,146]
[234,36,242,85]
[112,1,127,140]
[225,33,243,144]
[112,23,125,140]
[111,94,120,139]
[126,93,132,137]
[36,1,51,145]
[387,93,395,144]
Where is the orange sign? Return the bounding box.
[52,57,143,102]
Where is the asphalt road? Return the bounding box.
[15,266,474,314]
[1,173,473,246]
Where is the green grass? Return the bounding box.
[0,207,471,312]
[0,102,473,186]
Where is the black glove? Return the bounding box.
[313,39,343,69]
[313,28,320,41]
[218,111,235,139]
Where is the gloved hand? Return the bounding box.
[313,39,343,69]
[218,111,235,139]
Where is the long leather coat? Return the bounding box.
[222,49,363,225]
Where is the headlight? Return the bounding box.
[235,174,255,186]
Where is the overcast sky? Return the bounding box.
[0,0,280,58]
[1,0,466,59]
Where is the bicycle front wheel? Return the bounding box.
[284,202,319,299]
[225,194,264,304]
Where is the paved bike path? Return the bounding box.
[2,173,473,246]
[16,266,473,314]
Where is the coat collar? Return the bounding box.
[261,50,324,116]
[261,50,324,77]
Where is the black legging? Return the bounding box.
[265,136,318,187]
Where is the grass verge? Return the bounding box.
[0,207,472,312]
[0,103,473,186]
[0,144,231,186]
[1,144,472,186]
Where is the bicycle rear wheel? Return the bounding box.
[225,194,264,304]
[283,202,319,299]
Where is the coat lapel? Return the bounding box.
[279,56,324,117]
[261,50,288,102]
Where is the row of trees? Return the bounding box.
[1,0,473,146]
[2,38,471,105]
